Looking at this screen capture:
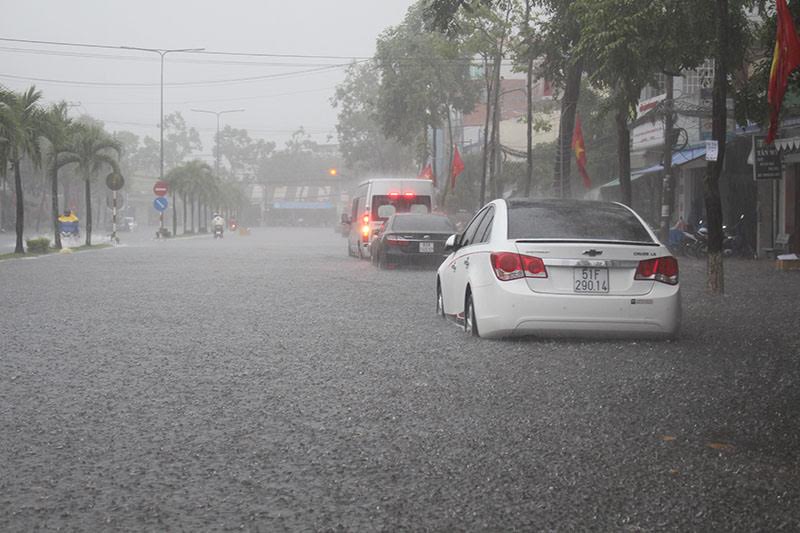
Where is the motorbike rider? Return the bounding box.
[212,212,225,233]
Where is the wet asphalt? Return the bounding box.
[1,227,799,531]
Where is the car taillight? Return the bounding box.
[490,252,547,281]
[362,213,370,225]
[404,191,416,199]
[635,256,679,285]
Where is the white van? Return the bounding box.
[344,178,436,259]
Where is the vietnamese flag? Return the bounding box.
[450,146,464,190]
[767,0,800,143]
[571,114,591,189]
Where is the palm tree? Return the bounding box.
[39,102,74,249]
[63,124,121,246]
[167,160,213,235]
[0,86,44,254]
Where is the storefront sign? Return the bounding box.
[752,136,782,180]
[705,140,718,161]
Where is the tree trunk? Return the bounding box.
[554,57,583,199]
[441,105,455,209]
[35,184,47,233]
[525,54,534,197]
[190,194,196,233]
[182,193,188,234]
[616,99,633,207]
[659,75,676,241]
[51,163,62,250]
[85,178,92,247]
[488,49,503,200]
[480,56,492,207]
[13,160,24,254]
[705,0,727,294]
[171,191,177,237]
[62,180,70,212]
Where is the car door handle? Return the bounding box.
[464,258,470,268]
[450,262,457,271]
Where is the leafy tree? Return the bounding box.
[0,86,44,254]
[374,1,478,171]
[216,126,275,181]
[63,124,121,246]
[39,102,76,250]
[332,62,415,174]
[130,112,202,177]
[166,159,213,234]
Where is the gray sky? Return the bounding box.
[0,0,414,162]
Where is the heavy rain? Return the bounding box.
[1,0,799,530]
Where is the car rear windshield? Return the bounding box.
[392,215,455,232]
[372,195,432,221]
[507,200,654,243]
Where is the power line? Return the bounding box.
[0,45,355,68]
[0,36,514,64]
[76,86,337,106]
[0,64,352,88]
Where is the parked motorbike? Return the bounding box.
[723,214,752,257]
[213,224,224,239]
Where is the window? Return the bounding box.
[474,207,494,244]
[506,200,654,243]
[371,195,432,222]
[460,208,489,248]
[392,215,455,232]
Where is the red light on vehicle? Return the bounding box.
[491,252,547,281]
[388,192,400,199]
[361,225,370,239]
[635,256,679,285]
[362,213,370,225]
[521,255,547,277]
[403,191,416,199]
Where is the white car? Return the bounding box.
[435,198,680,339]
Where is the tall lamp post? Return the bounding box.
[190,108,245,179]
[120,46,204,183]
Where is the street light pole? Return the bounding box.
[190,108,245,179]
[120,46,204,182]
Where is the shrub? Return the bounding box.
[26,237,51,254]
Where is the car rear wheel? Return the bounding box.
[464,292,479,337]
[436,282,445,318]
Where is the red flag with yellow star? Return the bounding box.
[571,114,591,189]
[767,0,800,144]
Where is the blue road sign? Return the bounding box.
[154,197,169,212]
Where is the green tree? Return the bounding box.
[216,126,275,180]
[332,62,415,174]
[0,86,44,254]
[131,112,202,176]
[39,102,76,250]
[374,1,477,172]
[64,124,121,246]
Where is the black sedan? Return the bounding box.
[371,213,456,269]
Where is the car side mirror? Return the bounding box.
[444,234,458,252]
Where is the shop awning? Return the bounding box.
[599,146,707,189]
[773,136,800,152]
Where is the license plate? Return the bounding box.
[419,242,435,253]
[573,267,609,293]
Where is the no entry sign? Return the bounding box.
[153,180,169,196]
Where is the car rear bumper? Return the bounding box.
[470,280,681,339]
[383,249,447,266]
